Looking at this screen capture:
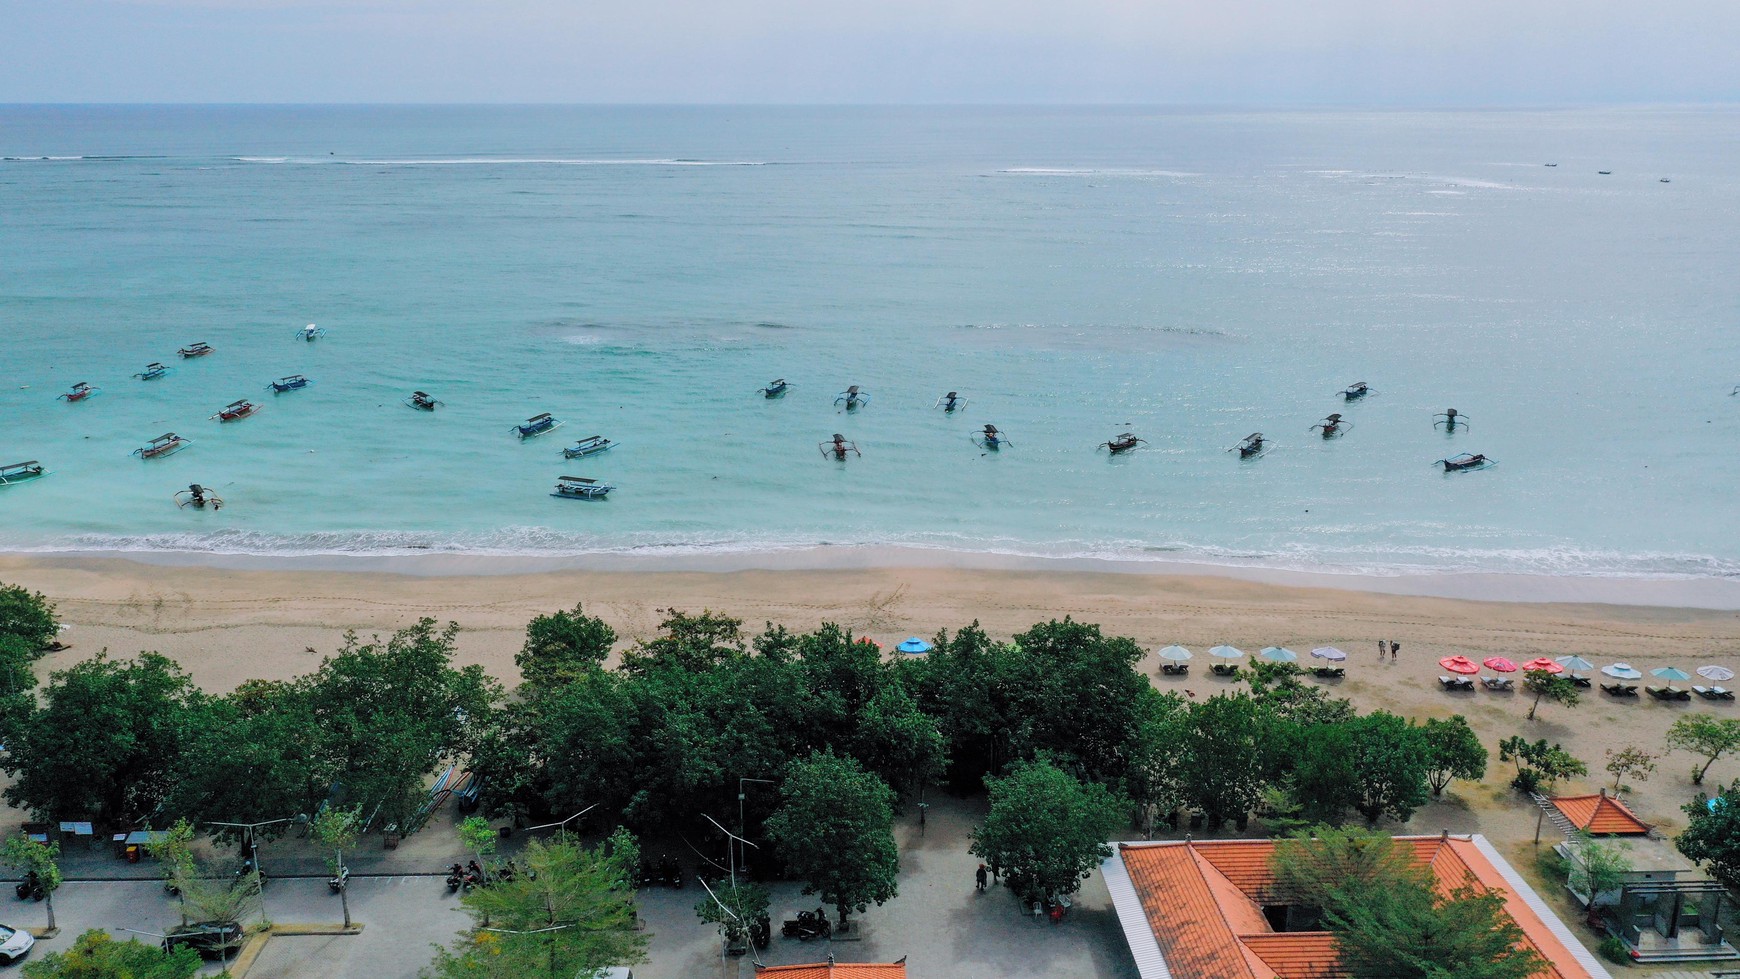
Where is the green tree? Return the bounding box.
[1331,882,1548,979]
[0,635,40,748]
[423,837,647,979]
[1497,737,1587,793]
[1604,746,1657,793]
[458,816,500,879]
[163,680,323,825]
[1270,826,1430,924]
[1676,780,1740,893]
[621,609,746,675]
[0,582,57,650]
[1246,661,1355,726]
[2,834,63,931]
[515,604,616,692]
[969,759,1122,904]
[21,929,200,979]
[1573,834,1633,907]
[1420,716,1487,797]
[694,880,769,949]
[312,805,363,928]
[1121,692,1189,833]
[1522,669,1580,721]
[1345,712,1430,826]
[763,751,899,928]
[144,819,198,925]
[1,652,205,825]
[1179,694,1266,827]
[1665,714,1740,785]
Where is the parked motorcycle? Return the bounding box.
[444,863,464,893]
[780,908,831,942]
[14,872,44,902]
[328,867,350,893]
[750,913,772,950]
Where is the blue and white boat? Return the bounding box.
[562,435,615,459]
[935,391,967,412]
[297,324,326,341]
[405,391,443,411]
[513,412,562,439]
[972,424,1011,450]
[1437,452,1496,473]
[552,475,614,499]
[57,381,100,402]
[760,379,789,398]
[269,374,310,393]
[835,385,869,410]
[133,433,190,459]
[1338,381,1373,401]
[134,362,173,380]
[0,461,50,486]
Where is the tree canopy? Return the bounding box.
[21,929,200,979]
[1420,716,1487,797]
[763,751,899,926]
[0,582,57,651]
[969,758,1122,903]
[1665,713,1740,785]
[1676,780,1740,893]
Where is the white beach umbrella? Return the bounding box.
[1603,663,1643,680]
[1158,645,1193,662]
[1555,655,1596,672]
[1310,646,1347,662]
[1209,645,1245,660]
[1697,665,1735,682]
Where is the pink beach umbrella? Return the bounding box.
[1440,656,1478,675]
[1482,657,1518,673]
[1521,658,1563,674]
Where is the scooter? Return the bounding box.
[328,867,350,893]
[14,872,44,902]
[444,864,464,893]
[780,908,832,941]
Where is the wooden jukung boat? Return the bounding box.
[1433,408,1467,432]
[133,433,190,459]
[562,435,616,459]
[1100,432,1146,454]
[0,462,50,486]
[1230,433,1269,458]
[297,324,326,341]
[405,391,444,411]
[512,413,562,439]
[834,385,869,409]
[1310,414,1349,439]
[269,375,310,393]
[551,476,615,500]
[134,363,172,380]
[973,424,1011,450]
[178,342,214,358]
[1437,452,1495,473]
[935,391,967,412]
[173,483,224,510]
[819,434,860,460]
[1338,381,1373,401]
[759,379,789,398]
[58,381,99,402]
[212,399,260,422]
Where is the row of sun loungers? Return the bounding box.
[1694,685,1735,700]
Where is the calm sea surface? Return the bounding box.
[2,105,1737,577]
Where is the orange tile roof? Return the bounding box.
[755,964,906,979]
[1114,835,1604,979]
[1551,793,1652,835]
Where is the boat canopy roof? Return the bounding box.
[150,433,181,443]
[279,374,305,382]
[226,400,250,408]
[558,476,600,484]
[574,434,607,443]
[1,461,40,470]
[184,342,211,349]
[526,412,553,422]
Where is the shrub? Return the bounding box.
[1597,935,1631,964]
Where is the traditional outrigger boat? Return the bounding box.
[1310,413,1350,439]
[405,391,444,411]
[173,483,223,510]
[552,475,614,500]
[0,462,50,486]
[973,424,1010,450]
[1437,452,1495,473]
[820,434,860,460]
[178,342,214,358]
[58,381,99,402]
[1338,381,1373,401]
[134,362,172,380]
[1433,408,1467,431]
[760,379,789,398]
[212,399,260,422]
[512,413,562,439]
[935,391,967,412]
[134,433,190,459]
[563,435,616,459]
[835,385,869,410]
[269,374,310,393]
[297,324,326,342]
[1100,432,1146,454]
[1229,433,1270,458]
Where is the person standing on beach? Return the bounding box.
[1391,641,1400,662]
[1379,639,1387,661]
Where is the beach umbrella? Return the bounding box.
[1651,667,1692,689]
[896,637,933,654]
[1482,657,1518,673]
[1158,645,1192,663]
[1521,658,1563,674]
[1555,655,1596,672]
[1603,663,1643,680]
[1209,645,1246,660]
[1260,646,1298,663]
[1697,665,1735,682]
[1440,656,1478,675]
[1310,646,1348,661]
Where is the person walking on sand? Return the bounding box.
[1391,641,1400,663]
[976,864,988,893]
[1378,639,1387,661]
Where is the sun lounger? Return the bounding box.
[1601,683,1639,697]
[1568,674,1592,688]
[1160,663,1189,676]
[1439,675,1474,691]
[1480,675,1514,691]
[1311,666,1345,679]
[1693,686,1735,701]
[1647,686,1691,701]
[1210,663,1239,677]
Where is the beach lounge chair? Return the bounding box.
[1693,686,1734,701]
[1601,682,1639,697]
[1438,675,1472,691]
[1210,663,1239,677]
[1480,675,1513,691]
[1646,686,1690,701]
[1568,674,1592,688]
[1311,666,1345,679]
[1160,663,1189,676]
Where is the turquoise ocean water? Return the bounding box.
[2,105,1738,578]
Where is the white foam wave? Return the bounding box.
[233,157,767,167]
[997,167,1198,177]
[2,156,85,161]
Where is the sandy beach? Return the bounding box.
[5,552,1739,888]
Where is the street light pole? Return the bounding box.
[205,816,304,925]
[736,778,775,878]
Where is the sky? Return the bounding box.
[5,0,1739,103]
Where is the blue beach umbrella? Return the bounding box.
[1555,655,1596,673]
[1603,663,1643,680]
[1651,666,1691,689]
[897,637,934,654]
[1260,646,1299,663]
[1209,645,1245,661]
